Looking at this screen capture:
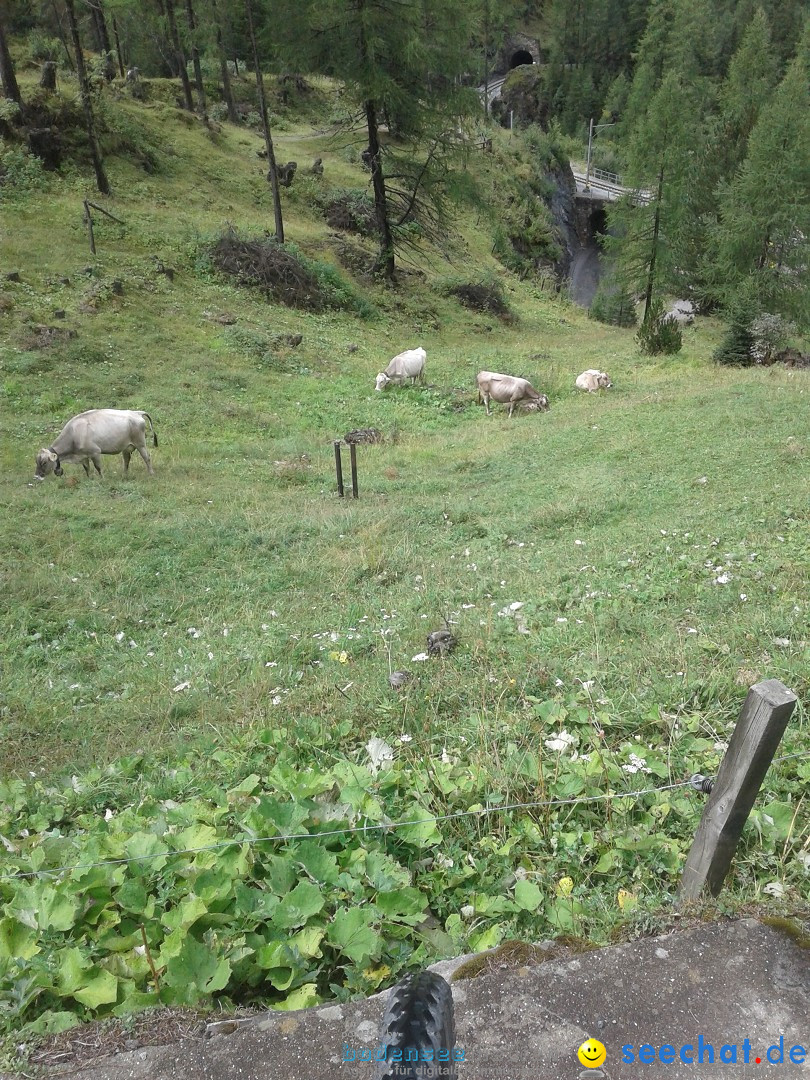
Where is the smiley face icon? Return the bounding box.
[577,1038,607,1068]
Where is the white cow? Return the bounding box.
[575,369,612,392]
[35,409,158,479]
[375,347,426,391]
[476,371,549,418]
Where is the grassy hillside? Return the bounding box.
[0,72,808,1041]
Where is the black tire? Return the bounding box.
[376,970,457,1079]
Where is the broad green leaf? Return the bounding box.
[514,880,542,911]
[73,969,118,1009]
[328,907,380,964]
[395,806,441,848]
[376,888,428,922]
[162,895,209,933]
[546,898,584,933]
[259,854,297,896]
[0,917,40,960]
[275,983,320,1011]
[115,881,148,915]
[469,923,504,951]
[164,936,231,995]
[227,774,261,800]
[56,947,91,995]
[292,926,325,958]
[293,842,339,884]
[271,881,324,930]
[18,1010,79,1036]
[594,851,617,874]
[364,851,412,890]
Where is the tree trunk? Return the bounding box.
[212,0,238,122]
[0,16,23,107]
[183,0,207,117]
[112,15,126,78]
[64,0,110,195]
[364,98,395,278]
[165,0,194,111]
[85,0,114,80]
[246,0,284,242]
[642,162,665,325]
[48,0,75,71]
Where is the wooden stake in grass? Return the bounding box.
[334,440,344,497]
[679,679,797,901]
[139,924,161,990]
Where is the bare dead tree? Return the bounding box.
[245,0,284,242]
[64,0,110,194]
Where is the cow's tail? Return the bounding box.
[142,411,158,447]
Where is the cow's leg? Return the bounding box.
[90,454,103,476]
[483,392,491,416]
[507,400,516,418]
[81,459,91,477]
[122,449,132,474]
[136,446,154,475]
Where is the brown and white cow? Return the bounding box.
[476,371,549,418]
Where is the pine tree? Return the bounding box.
[715,8,777,178]
[711,33,810,327]
[277,0,475,277]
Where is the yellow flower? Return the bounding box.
[556,876,574,897]
[617,888,638,912]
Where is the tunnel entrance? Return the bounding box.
[589,204,608,241]
[509,50,534,69]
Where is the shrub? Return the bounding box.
[714,311,756,366]
[210,230,375,318]
[323,189,376,237]
[0,148,46,193]
[442,277,513,321]
[589,280,636,327]
[636,299,682,355]
[209,101,231,123]
[27,29,61,63]
[750,313,795,364]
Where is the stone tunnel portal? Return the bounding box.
[509,49,535,69]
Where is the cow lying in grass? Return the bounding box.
[575,369,612,392]
[35,409,158,479]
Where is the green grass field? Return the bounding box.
[0,74,808,1039]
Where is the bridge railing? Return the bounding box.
[589,165,622,186]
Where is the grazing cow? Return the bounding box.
[35,409,158,479]
[575,369,612,392]
[476,371,549,418]
[375,347,426,391]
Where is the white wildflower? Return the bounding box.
[514,866,527,880]
[460,905,475,920]
[187,628,201,638]
[172,681,190,692]
[104,808,114,821]
[713,572,732,584]
[544,730,576,753]
[772,637,790,647]
[622,753,652,775]
[411,652,430,662]
[271,695,282,705]
[115,631,125,642]
[434,853,454,870]
[556,617,568,624]
[366,737,395,775]
[763,881,786,899]
[399,734,413,744]
[134,945,147,957]
[579,679,595,691]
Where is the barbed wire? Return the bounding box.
[2,750,806,882]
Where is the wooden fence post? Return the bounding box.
[334,440,344,497]
[349,442,358,499]
[678,679,797,901]
[83,199,96,254]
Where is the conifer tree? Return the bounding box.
[715,7,776,177]
[0,13,23,109]
[277,0,475,278]
[711,34,810,327]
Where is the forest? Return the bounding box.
[2,0,808,344]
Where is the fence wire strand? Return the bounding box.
[2,750,806,882]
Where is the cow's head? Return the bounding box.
[597,372,612,389]
[375,372,390,392]
[35,449,62,478]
